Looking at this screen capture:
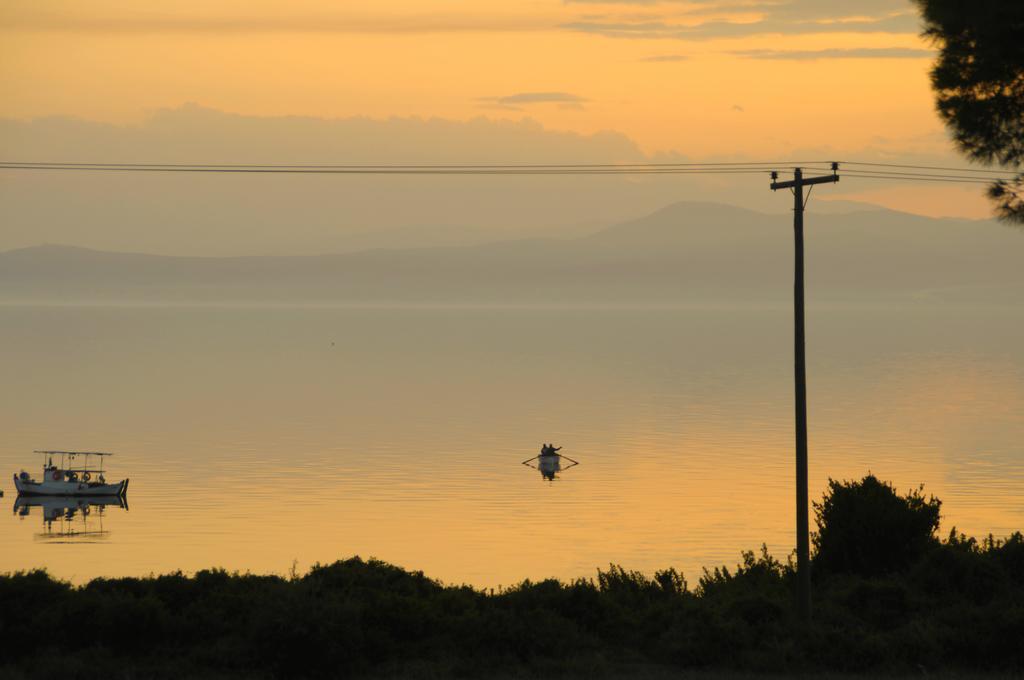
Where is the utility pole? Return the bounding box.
[770,163,839,624]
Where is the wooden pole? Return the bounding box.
[770,164,839,625]
[792,168,811,623]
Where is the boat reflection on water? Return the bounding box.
[13,495,128,542]
[522,452,580,482]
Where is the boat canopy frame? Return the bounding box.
[34,450,114,474]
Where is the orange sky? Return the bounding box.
[0,1,998,218]
[1,1,941,154]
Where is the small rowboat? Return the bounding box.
[13,450,128,498]
[522,448,579,481]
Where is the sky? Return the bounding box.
[0,0,1005,254]
[2,0,940,155]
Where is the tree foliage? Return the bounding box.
[813,474,941,576]
[915,1,1024,222]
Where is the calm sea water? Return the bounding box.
[2,303,1023,586]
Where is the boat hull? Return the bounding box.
[14,475,128,497]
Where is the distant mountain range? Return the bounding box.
[2,201,1022,305]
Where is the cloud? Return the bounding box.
[0,105,663,256]
[478,92,589,111]
[731,104,745,112]
[2,9,551,34]
[560,0,920,40]
[747,0,914,21]
[1,104,994,256]
[5,1,920,39]
[640,54,690,62]
[562,13,919,40]
[733,47,934,60]
[564,0,908,17]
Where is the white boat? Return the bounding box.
[13,450,128,497]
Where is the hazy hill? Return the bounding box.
[2,201,1022,305]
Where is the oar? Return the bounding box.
[522,453,580,467]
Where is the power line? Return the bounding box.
[841,160,1015,175]
[0,162,785,176]
[0,159,1018,183]
[0,165,774,175]
[837,171,1014,184]
[0,160,828,169]
[747,165,1017,183]
[0,163,794,177]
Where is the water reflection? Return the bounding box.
[522,453,580,481]
[2,305,1023,586]
[13,495,129,542]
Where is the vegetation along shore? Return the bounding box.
[2,474,1022,679]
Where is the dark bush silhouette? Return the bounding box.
[813,474,941,576]
[2,477,1022,678]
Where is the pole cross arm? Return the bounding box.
[771,174,839,190]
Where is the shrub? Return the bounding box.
[5,474,1024,677]
[813,474,941,576]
